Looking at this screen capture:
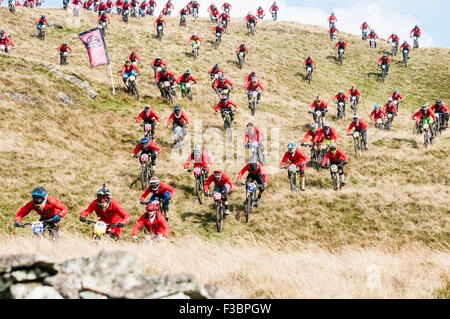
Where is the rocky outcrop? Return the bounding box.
[3,92,37,105]
[0,250,234,299]
[42,64,98,100]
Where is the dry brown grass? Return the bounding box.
[0,8,449,298]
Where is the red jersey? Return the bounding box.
[15,196,68,223]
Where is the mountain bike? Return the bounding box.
[239,182,264,223]
[127,74,139,100]
[282,164,304,193]
[206,191,230,232]
[137,153,154,190]
[186,167,207,204]
[83,220,122,241]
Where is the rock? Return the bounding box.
[3,92,37,105]
[79,291,108,299]
[42,64,98,100]
[0,254,56,274]
[0,273,14,293]
[58,92,74,105]
[10,284,63,299]
[161,292,190,299]
[202,284,235,299]
[49,22,64,29]
[10,269,51,282]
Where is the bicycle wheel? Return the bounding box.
[216,205,223,232]
[289,173,298,192]
[140,166,148,190]
[195,178,204,204]
[332,173,339,191]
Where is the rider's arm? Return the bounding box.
[14,201,34,223]
[132,143,141,156]
[280,152,289,167]
[167,114,174,126]
[48,197,68,218]
[79,200,97,219]
[136,111,144,123]
[111,199,130,224]
[183,153,193,169]
[203,175,213,193]
[131,214,145,237]
[237,165,248,181]
[347,122,355,134]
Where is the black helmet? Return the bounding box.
[436,99,442,104]
[249,161,259,171]
[161,67,167,74]
[213,63,219,69]
[97,183,111,209]
[41,15,45,19]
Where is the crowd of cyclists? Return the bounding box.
[5,2,448,241]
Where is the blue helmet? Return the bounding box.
[140,137,149,146]
[374,104,381,109]
[174,105,181,111]
[31,187,47,208]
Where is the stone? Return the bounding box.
[202,284,235,299]
[10,269,50,282]
[58,92,74,105]
[0,254,55,274]
[10,284,63,299]
[161,292,190,299]
[3,92,37,105]
[42,64,98,99]
[79,291,108,299]
[49,22,64,29]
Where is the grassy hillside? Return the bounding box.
[0,8,448,298]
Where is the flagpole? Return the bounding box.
[108,64,115,95]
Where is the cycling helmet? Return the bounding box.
[125,59,131,65]
[404,40,408,44]
[339,37,344,42]
[155,56,161,61]
[241,41,245,46]
[287,142,296,153]
[329,142,337,153]
[371,29,374,32]
[97,183,111,209]
[144,104,151,112]
[213,170,223,180]
[213,63,219,69]
[193,33,197,37]
[351,84,356,88]
[383,53,388,57]
[374,104,381,110]
[219,74,225,82]
[310,123,318,131]
[41,15,45,19]
[220,95,228,104]
[338,89,344,94]
[353,115,359,121]
[146,201,159,212]
[193,144,201,154]
[307,55,312,60]
[395,88,399,93]
[185,69,191,75]
[149,176,160,191]
[388,97,393,102]
[31,187,47,209]
[323,122,330,129]
[131,51,136,56]
[247,122,254,128]
[249,161,259,171]
[421,102,428,110]
[140,137,149,148]
[63,40,68,45]
[161,67,167,74]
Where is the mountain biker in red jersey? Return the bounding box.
[139,1,148,14]
[212,23,226,36]
[189,33,202,44]
[204,169,234,216]
[177,69,197,85]
[431,99,449,128]
[367,29,378,47]
[14,187,68,238]
[79,184,130,240]
[412,103,436,125]
[257,6,265,19]
[154,15,167,34]
[383,98,398,115]
[390,88,403,110]
[313,122,338,150]
[328,25,339,40]
[221,2,231,12]
[219,11,230,28]
[57,41,72,65]
[167,105,189,132]
[410,25,421,38]
[127,50,141,65]
[378,53,391,74]
[244,122,264,146]
[151,57,167,77]
[333,89,349,113]
[237,161,268,207]
[270,1,279,14]
[335,38,347,52]
[131,137,162,173]
[236,42,248,61]
[148,0,156,10]
[0,30,15,53]
[155,67,176,96]
[387,32,400,46]
[301,123,320,144]
[321,142,348,186]
[400,41,412,51]
[309,95,328,124]
[328,12,337,26]
[136,104,160,138]
[348,84,361,107]
[213,74,234,93]
[210,7,220,22]
[360,21,370,36]
[164,0,173,11]
[208,64,225,83]
[121,59,140,86]
[36,15,49,32]
[244,71,260,86]
[207,3,217,12]
[97,1,108,14]
[280,142,309,191]
[132,201,169,240]
[215,95,237,122]
[98,12,110,24]
[245,76,264,105]
[370,104,387,124]
[115,0,124,13]
[347,115,368,150]
[140,177,176,222]
[184,145,212,178]
[245,12,258,29]
[303,56,317,75]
